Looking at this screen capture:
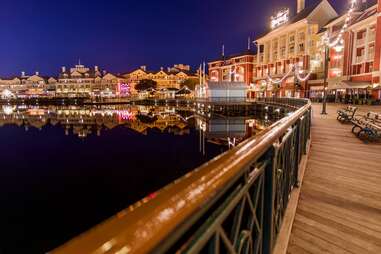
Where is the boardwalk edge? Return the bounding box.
[273,139,312,254]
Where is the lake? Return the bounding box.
[0,103,282,253]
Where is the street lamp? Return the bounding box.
[321,45,330,115]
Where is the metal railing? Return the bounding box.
[52,98,312,254]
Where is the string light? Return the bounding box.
[266,64,295,84]
[324,0,358,48]
[295,65,312,82]
[266,64,312,84]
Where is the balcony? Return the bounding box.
[368,33,376,42]
[368,52,375,61]
[356,37,365,46]
[356,55,364,63]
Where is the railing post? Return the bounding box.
[263,147,276,254]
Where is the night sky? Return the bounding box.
[1,0,347,77]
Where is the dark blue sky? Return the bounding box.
[0,0,347,77]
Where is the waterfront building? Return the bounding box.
[0,72,54,97]
[322,0,381,101]
[123,64,198,92]
[207,49,257,89]
[254,0,338,98]
[56,63,127,97]
[207,0,381,101]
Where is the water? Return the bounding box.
[0,104,281,253]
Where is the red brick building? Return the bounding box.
[323,0,381,100]
[208,50,257,97]
[208,0,381,100]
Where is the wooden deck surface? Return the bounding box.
[287,103,381,254]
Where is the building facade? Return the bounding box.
[123,65,198,92]
[324,0,381,100]
[0,72,53,98]
[56,63,126,97]
[208,50,256,85]
[254,0,338,98]
[207,0,381,101]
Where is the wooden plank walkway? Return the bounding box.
[287,103,381,254]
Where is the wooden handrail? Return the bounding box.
[52,99,311,254]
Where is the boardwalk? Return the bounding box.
[287,103,381,254]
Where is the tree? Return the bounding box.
[135,79,157,91]
[181,78,199,90]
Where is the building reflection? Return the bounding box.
[0,104,276,149]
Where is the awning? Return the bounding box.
[328,81,372,90]
[309,86,324,91]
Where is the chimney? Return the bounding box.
[160,67,164,71]
[167,67,171,72]
[21,71,26,77]
[62,66,66,73]
[95,66,99,72]
[103,70,107,75]
[140,65,147,71]
[35,71,39,76]
[297,0,305,13]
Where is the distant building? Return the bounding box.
[0,72,52,97]
[56,62,126,97]
[123,64,198,92]
[208,49,257,89]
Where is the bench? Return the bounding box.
[337,106,358,123]
[351,112,381,141]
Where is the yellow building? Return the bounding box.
[123,65,197,92]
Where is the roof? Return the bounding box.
[328,81,372,90]
[352,3,378,25]
[59,69,102,79]
[124,67,196,77]
[176,86,192,94]
[323,0,378,29]
[208,49,256,63]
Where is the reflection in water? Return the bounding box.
[0,103,281,254]
[0,104,276,151]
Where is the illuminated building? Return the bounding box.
[322,0,381,100]
[254,0,338,98]
[0,72,56,97]
[56,62,127,97]
[208,48,257,98]
[208,50,256,84]
[123,64,198,92]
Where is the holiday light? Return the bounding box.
[266,64,295,84]
[324,0,358,48]
[266,63,312,85]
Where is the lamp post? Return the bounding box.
[321,45,330,115]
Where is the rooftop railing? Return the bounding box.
[52,98,312,254]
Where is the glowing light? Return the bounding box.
[2,106,15,115]
[118,83,131,96]
[1,89,15,99]
[324,0,358,48]
[271,9,290,29]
